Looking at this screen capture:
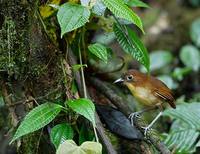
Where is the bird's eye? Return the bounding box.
[126,75,133,81]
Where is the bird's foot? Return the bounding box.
[141,126,152,137]
[128,112,141,126]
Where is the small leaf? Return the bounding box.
[81,0,90,7]
[50,123,74,149]
[66,98,96,125]
[88,43,108,63]
[57,3,90,37]
[190,18,200,47]
[114,23,149,72]
[125,0,149,8]
[56,140,102,154]
[72,64,87,72]
[180,45,200,71]
[102,0,144,33]
[79,124,94,145]
[81,141,102,154]
[92,0,106,16]
[10,103,62,143]
[172,67,192,81]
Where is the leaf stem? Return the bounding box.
[78,30,99,142]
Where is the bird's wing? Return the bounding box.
[154,89,176,109]
[150,77,176,109]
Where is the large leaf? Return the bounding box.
[157,75,178,90]
[66,98,96,125]
[96,105,143,140]
[164,102,200,129]
[149,50,173,71]
[180,45,200,71]
[88,43,108,63]
[114,23,149,72]
[57,3,90,37]
[102,0,144,33]
[163,102,200,153]
[164,129,199,154]
[50,123,74,149]
[190,18,200,47]
[125,0,149,8]
[56,140,102,154]
[10,103,62,143]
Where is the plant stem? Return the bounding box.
[78,31,99,142]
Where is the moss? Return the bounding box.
[18,132,40,154]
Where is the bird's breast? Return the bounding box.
[125,83,157,106]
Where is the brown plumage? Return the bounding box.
[122,69,176,109]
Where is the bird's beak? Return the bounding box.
[114,78,124,84]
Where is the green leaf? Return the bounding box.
[125,0,149,8]
[67,98,96,125]
[190,18,200,47]
[88,43,108,63]
[56,140,102,154]
[164,130,199,153]
[79,124,94,145]
[172,67,192,81]
[163,102,200,153]
[50,123,74,149]
[57,3,90,37]
[102,0,144,33]
[180,45,200,71]
[10,103,62,143]
[72,64,87,72]
[149,50,173,71]
[92,0,106,16]
[157,75,178,90]
[164,102,200,130]
[114,23,149,72]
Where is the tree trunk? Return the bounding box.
[0,0,64,153]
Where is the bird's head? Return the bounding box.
[114,69,144,85]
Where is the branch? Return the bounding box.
[67,48,117,154]
[89,77,171,154]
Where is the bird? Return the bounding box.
[114,69,176,136]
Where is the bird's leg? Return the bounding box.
[142,111,163,137]
[129,106,157,126]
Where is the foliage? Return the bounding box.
[56,140,102,154]
[67,98,96,125]
[10,103,62,143]
[102,0,144,33]
[125,0,149,8]
[57,3,90,37]
[148,50,173,71]
[88,43,108,63]
[114,23,150,72]
[50,123,74,149]
[180,45,200,71]
[163,102,200,153]
[190,18,200,47]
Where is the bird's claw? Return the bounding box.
[128,112,141,126]
[141,126,151,137]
